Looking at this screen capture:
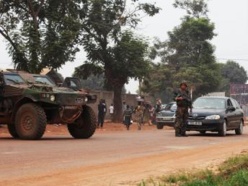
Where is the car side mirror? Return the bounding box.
[227,106,235,112]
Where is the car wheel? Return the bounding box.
[235,120,243,135]
[199,131,206,135]
[156,123,164,129]
[218,120,227,136]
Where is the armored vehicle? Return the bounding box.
[0,70,97,140]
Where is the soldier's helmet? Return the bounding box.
[180,81,188,87]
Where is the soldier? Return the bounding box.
[174,81,192,137]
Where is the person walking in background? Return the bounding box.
[123,105,133,130]
[135,102,145,130]
[148,104,155,126]
[109,103,114,121]
[174,81,192,137]
[98,99,106,128]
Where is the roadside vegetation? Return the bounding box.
[138,152,248,186]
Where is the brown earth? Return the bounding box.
[1,122,248,186]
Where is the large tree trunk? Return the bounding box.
[112,84,124,122]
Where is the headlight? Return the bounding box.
[205,115,220,120]
[50,95,55,102]
[84,97,88,102]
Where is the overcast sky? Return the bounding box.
[1,0,248,93]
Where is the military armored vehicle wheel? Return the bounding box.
[7,124,19,138]
[67,106,96,139]
[15,103,47,140]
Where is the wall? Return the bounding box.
[89,90,152,118]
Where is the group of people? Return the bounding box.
[122,81,192,136]
[97,81,192,137]
[123,99,162,130]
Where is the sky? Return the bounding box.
[1,0,248,93]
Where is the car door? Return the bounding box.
[231,98,243,127]
[225,99,236,128]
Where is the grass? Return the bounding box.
[138,152,248,186]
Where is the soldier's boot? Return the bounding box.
[127,124,130,130]
[175,129,181,137]
[181,129,188,137]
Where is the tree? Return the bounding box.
[76,30,152,121]
[218,61,248,94]
[0,0,82,73]
[75,0,160,122]
[173,0,208,18]
[221,61,247,84]
[142,0,221,99]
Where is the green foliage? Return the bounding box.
[218,153,248,177]
[138,153,248,186]
[141,64,175,102]
[220,60,248,84]
[0,0,82,73]
[217,60,248,95]
[76,0,159,121]
[174,0,209,18]
[143,0,220,99]
[167,17,216,68]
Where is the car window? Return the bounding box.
[34,76,55,86]
[164,103,175,110]
[4,74,25,85]
[164,103,172,110]
[231,98,241,109]
[171,104,177,110]
[227,99,233,107]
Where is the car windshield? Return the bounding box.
[193,98,226,109]
[164,103,176,110]
[171,104,177,110]
[33,76,55,86]
[4,74,25,85]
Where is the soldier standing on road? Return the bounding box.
[174,81,192,137]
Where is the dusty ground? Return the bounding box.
[1,122,248,186]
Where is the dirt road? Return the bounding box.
[1,124,248,186]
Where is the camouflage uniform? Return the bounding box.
[174,88,192,137]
